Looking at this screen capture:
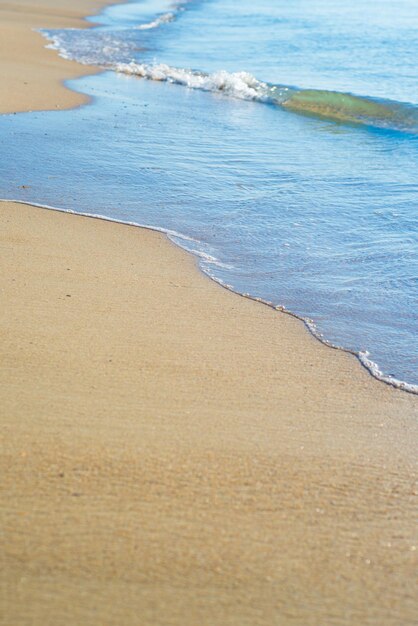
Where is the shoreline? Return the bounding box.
[3,197,418,396]
[1,0,415,396]
[0,0,119,113]
[1,1,418,624]
[2,198,418,625]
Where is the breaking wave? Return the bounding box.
[136,12,175,30]
[41,0,418,136]
[112,61,418,133]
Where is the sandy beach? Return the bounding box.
[1,2,417,625]
[0,0,117,113]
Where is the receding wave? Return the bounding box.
[112,61,418,133]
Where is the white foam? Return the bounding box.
[41,32,271,104]
[358,352,418,394]
[43,34,73,61]
[136,12,174,29]
[112,61,269,102]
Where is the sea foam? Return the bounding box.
[41,23,418,134]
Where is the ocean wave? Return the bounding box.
[111,61,418,133]
[281,89,418,132]
[112,61,272,101]
[40,19,418,134]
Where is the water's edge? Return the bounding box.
[3,198,417,396]
[7,0,415,397]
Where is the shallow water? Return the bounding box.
[1,0,417,389]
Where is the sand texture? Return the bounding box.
[0,0,418,624]
[1,202,418,625]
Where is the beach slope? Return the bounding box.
[1,201,417,625]
[0,0,417,624]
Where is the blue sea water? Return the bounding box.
[1,0,417,390]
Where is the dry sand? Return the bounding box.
[0,1,417,625]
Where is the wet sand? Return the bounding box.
[0,1,417,625]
